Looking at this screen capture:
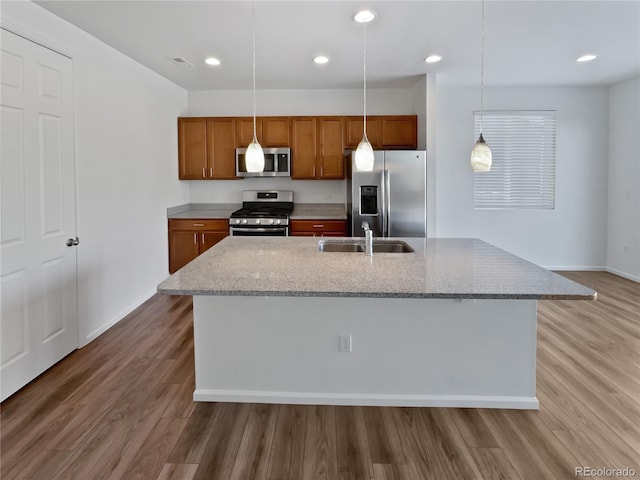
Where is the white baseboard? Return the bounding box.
[544,265,607,271]
[543,265,639,283]
[606,267,640,283]
[193,389,540,410]
[81,289,156,347]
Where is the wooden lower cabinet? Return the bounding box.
[168,219,228,273]
[290,219,347,237]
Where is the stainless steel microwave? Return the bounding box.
[235,147,291,177]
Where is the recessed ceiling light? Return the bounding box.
[353,10,376,23]
[576,54,597,62]
[424,55,442,64]
[313,55,329,65]
[205,57,221,66]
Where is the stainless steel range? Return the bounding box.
[229,190,294,236]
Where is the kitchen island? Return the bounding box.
[158,237,595,409]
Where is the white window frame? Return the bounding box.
[473,110,556,210]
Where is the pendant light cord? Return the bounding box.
[363,22,368,141]
[480,0,485,133]
[252,0,257,141]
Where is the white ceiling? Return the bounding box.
[35,0,640,91]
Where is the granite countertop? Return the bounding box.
[291,203,347,220]
[157,237,596,300]
[167,203,346,220]
[168,203,240,219]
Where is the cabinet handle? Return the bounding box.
[321,166,324,176]
[193,223,205,227]
[313,167,316,177]
[313,224,325,228]
[194,233,197,244]
[210,167,213,177]
[201,233,204,243]
[202,167,206,178]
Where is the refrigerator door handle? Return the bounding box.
[380,169,387,236]
[384,169,391,237]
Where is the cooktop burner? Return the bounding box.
[230,207,292,219]
[229,190,294,227]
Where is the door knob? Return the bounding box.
[66,237,79,247]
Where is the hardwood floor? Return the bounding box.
[1,272,638,479]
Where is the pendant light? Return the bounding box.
[354,11,375,172]
[245,0,264,173]
[470,0,492,172]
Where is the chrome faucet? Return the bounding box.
[362,221,373,256]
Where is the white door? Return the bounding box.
[1,28,78,401]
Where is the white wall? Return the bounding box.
[435,85,610,269]
[187,87,420,204]
[607,76,640,281]
[2,2,189,345]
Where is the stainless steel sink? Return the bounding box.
[370,241,415,253]
[318,239,414,253]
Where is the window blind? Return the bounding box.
[473,111,556,209]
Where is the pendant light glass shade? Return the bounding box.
[245,137,265,172]
[247,0,264,172]
[355,137,374,171]
[355,18,374,172]
[471,0,491,172]
[471,133,492,172]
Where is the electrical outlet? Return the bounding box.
[624,245,631,254]
[339,334,352,353]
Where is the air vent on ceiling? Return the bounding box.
[169,56,194,67]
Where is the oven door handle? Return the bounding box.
[230,226,288,235]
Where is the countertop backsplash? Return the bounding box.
[187,178,346,204]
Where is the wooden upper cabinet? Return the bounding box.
[178,114,416,181]
[235,117,263,147]
[317,117,344,179]
[207,118,237,179]
[345,116,382,149]
[380,115,418,149]
[178,118,208,179]
[262,117,290,147]
[290,117,317,179]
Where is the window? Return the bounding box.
[473,111,556,209]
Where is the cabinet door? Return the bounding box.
[178,118,207,179]
[235,117,263,147]
[290,220,346,236]
[290,117,317,179]
[262,117,290,147]
[317,117,345,179]
[380,115,417,149]
[207,118,238,179]
[200,231,228,254]
[344,116,381,149]
[169,231,199,273]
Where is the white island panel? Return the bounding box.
[193,295,538,409]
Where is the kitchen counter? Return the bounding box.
[167,203,239,219]
[290,203,347,220]
[157,236,595,300]
[158,236,595,410]
[167,202,347,220]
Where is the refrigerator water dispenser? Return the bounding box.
[360,186,378,215]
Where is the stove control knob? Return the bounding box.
[269,219,274,225]
[275,219,281,225]
[241,219,248,224]
[235,219,241,225]
[256,219,261,225]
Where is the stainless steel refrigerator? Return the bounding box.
[346,150,426,237]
